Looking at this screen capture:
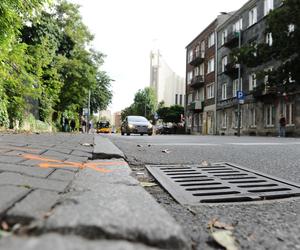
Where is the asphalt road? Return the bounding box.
[107,134,300,250]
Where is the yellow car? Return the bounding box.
[96,121,111,134]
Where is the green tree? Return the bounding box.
[233,0,299,94]
[0,0,47,127]
[121,87,157,120]
[157,105,184,123]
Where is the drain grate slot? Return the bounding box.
[146,163,300,205]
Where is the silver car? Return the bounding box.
[121,116,153,136]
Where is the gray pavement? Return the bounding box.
[108,134,300,250]
[0,133,189,250]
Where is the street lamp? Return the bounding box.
[221,12,242,137]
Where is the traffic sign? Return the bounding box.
[237,91,244,100]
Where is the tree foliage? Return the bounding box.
[157,105,184,123]
[0,0,113,128]
[121,87,157,121]
[233,0,300,95]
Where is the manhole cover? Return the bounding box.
[146,163,300,205]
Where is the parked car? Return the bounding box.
[121,116,153,136]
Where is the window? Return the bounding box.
[283,103,294,125]
[221,83,227,100]
[233,78,242,97]
[188,50,193,63]
[249,73,256,91]
[179,95,183,106]
[207,58,214,74]
[264,0,274,16]
[264,67,273,85]
[175,94,178,105]
[250,108,256,127]
[288,24,295,33]
[201,40,205,53]
[208,33,215,47]
[221,29,228,45]
[200,63,205,76]
[266,33,273,46]
[232,110,242,128]
[221,111,227,128]
[249,7,257,26]
[200,87,205,101]
[206,83,214,99]
[233,18,243,32]
[194,67,199,76]
[221,56,228,72]
[233,79,238,97]
[187,71,193,84]
[195,45,200,57]
[188,93,192,103]
[265,104,275,127]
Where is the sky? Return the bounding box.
[70,0,248,113]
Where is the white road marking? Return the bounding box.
[148,143,219,146]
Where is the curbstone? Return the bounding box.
[93,136,125,159]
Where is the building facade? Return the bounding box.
[150,50,185,107]
[185,15,229,135]
[216,0,300,136]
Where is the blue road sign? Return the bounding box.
[237,91,244,100]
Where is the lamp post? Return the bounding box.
[237,29,242,137]
[87,89,91,133]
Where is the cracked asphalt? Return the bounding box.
[108,134,300,250]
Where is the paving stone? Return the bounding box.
[70,150,92,158]
[0,173,70,192]
[0,156,24,164]
[46,167,189,250]
[0,186,30,214]
[0,234,159,250]
[0,163,53,178]
[48,170,75,182]
[7,189,60,221]
[64,156,89,163]
[41,151,68,160]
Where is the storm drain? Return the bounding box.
[146,163,300,205]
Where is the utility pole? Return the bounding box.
[237,30,242,137]
[87,89,91,133]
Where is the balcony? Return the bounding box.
[190,75,204,88]
[189,51,205,66]
[252,85,277,100]
[188,100,204,112]
[223,32,240,48]
[224,62,240,78]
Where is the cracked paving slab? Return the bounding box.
[0,234,160,250]
[45,162,189,250]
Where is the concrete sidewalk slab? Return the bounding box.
[0,234,159,250]
[45,160,189,250]
[93,136,125,159]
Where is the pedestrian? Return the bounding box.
[278,114,286,137]
[81,118,86,133]
[70,119,76,132]
[64,117,69,132]
[88,120,93,133]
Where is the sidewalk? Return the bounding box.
[0,133,189,250]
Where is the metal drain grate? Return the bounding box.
[146,163,300,205]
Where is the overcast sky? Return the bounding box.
[70,0,248,113]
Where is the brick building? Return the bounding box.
[216,0,300,136]
[185,15,229,134]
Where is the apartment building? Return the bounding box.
[216,0,300,136]
[185,15,229,134]
[150,50,185,107]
